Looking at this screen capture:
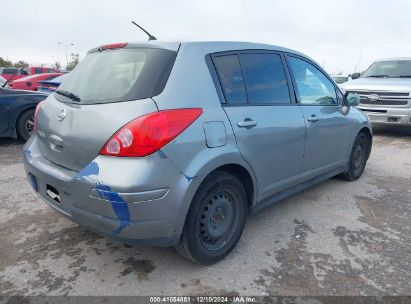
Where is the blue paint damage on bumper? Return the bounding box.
[95,183,131,235]
[77,161,131,236]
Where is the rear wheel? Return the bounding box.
[340,132,369,181]
[176,171,248,265]
[16,109,35,142]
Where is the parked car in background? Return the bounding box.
[23,41,372,264]
[341,57,411,126]
[0,86,48,141]
[9,73,63,91]
[0,67,29,81]
[331,74,351,84]
[37,73,67,93]
[28,66,60,75]
[0,67,59,82]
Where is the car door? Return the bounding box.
[0,89,10,134]
[286,55,352,180]
[211,52,306,201]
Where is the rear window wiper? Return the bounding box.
[55,89,81,102]
[366,75,389,78]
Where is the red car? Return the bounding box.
[9,73,63,91]
[0,67,28,81]
[0,66,60,82]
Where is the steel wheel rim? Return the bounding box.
[198,189,239,251]
[353,140,366,174]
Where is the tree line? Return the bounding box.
[0,57,30,69]
[0,55,79,71]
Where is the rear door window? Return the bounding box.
[213,55,247,104]
[34,68,43,74]
[239,53,290,104]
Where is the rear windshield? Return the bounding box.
[55,47,177,104]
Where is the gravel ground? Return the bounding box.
[0,126,410,296]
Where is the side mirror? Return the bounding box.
[344,92,360,107]
[351,72,361,80]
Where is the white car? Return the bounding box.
[341,57,411,126]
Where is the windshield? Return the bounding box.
[55,47,176,104]
[1,68,18,75]
[362,60,411,78]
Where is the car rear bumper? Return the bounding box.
[22,136,196,246]
[358,105,411,125]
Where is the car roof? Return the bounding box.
[87,40,322,70]
[88,40,309,59]
[0,86,47,95]
[375,57,411,62]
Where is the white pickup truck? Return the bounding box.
[341,58,411,126]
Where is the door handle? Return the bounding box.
[307,115,319,123]
[237,119,257,128]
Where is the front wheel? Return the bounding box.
[176,171,248,265]
[340,132,370,181]
[16,109,35,142]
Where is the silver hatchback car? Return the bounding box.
[23,41,372,264]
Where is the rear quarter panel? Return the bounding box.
[152,42,258,205]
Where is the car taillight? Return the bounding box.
[33,101,44,133]
[100,108,203,157]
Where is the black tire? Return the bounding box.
[340,132,369,181]
[16,109,35,142]
[176,171,248,265]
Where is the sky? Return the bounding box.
[1,0,411,74]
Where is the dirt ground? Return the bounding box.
[0,126,410,296]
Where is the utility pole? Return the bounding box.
[58,42,74,69]
[358,51,362,73]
